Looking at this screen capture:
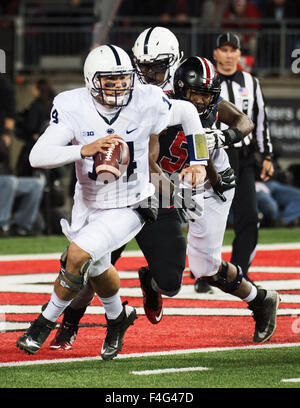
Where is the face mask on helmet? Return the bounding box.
[92,72,134,107]
[134,55,176,86]
[84,45,135,108]
[132,27,182,88]
[173,56,220,117]
[186,89,214,115]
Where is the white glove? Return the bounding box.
[204,128,244,151]
[204,128,227,151]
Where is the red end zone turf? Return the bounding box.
[0,248,299,364]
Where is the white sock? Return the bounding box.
[243,284,258,303]
[42,291,72,322]
[98,293,123,320]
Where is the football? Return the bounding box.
[94,136,130,183]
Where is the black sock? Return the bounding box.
[248,288,267,308]
[63,306,87,326]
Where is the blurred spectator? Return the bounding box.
[263,0,300,24]
[0,74,45,237]
[256,180,300,227]
[15,78,67,235]
[222,0,261,57]
[250,1,271,16]
[116,0,203,27]
[159,0,189,26]
[255,138,300,227]
[16,78,55,177]
[201,0,230,28]
[117,0,162,23]
[158,0,204,27]
[0,0,20,16]
[261,0,300,70]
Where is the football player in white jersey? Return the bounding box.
[132,26,183,95]
[45,29,278,352]
[16,44,208,358]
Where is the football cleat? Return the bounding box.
[16,314,56,354]
[138,266,163,324]
[194,278,214,294]
[101,301,137,361]
[249,290,280,343]
[49,322,78,350]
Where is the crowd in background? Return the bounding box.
[0,0,300,235]
[1,1,300,62]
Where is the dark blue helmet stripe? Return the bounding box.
[107,45,121,65]
[143,27,155,54]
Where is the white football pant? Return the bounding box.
[61,207,143,277]
[187,187,235,278]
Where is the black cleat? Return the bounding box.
[101,301,137,361]
[16,314,56,354]
[248,290,280,343]
[194,278,213,294]
[49,322,78,350]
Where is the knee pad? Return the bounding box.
[202,261,243,293]
[58,247,92,292]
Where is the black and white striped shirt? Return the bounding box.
[217,70,273,156]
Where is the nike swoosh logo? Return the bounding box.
[155,308,163,322]
[126,128,138,134]
[204,196,211,199]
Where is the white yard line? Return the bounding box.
[131,367,210,375]
[0,242,300,262]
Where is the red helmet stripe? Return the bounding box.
[200,57,212,87]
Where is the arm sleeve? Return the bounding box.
[169,99,209,165]
[252,77,273,156]
[151,89,173,135]
[29,102,82,169]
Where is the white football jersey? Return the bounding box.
[30,82,173,209]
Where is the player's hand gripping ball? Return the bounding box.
[94,136,130,183]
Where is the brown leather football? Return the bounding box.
[94,136,130,183]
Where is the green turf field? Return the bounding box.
[1,228,299,391]
[1,347,300,389]
[0,227,299,255]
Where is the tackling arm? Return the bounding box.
[217,99,254,136]
[205,100,254,151]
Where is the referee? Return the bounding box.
[213,32,274,282]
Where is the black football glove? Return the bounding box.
[204,128,244,151]
[212,167,236,202]
[133,194,159,223]
[172,186,204,223]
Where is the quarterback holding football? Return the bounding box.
[16,44,209,359]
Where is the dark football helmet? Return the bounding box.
[173,56,221,117]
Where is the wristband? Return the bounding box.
[223,128,243,146]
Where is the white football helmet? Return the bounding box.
[132,26,183,88]
[84,45,135,107]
